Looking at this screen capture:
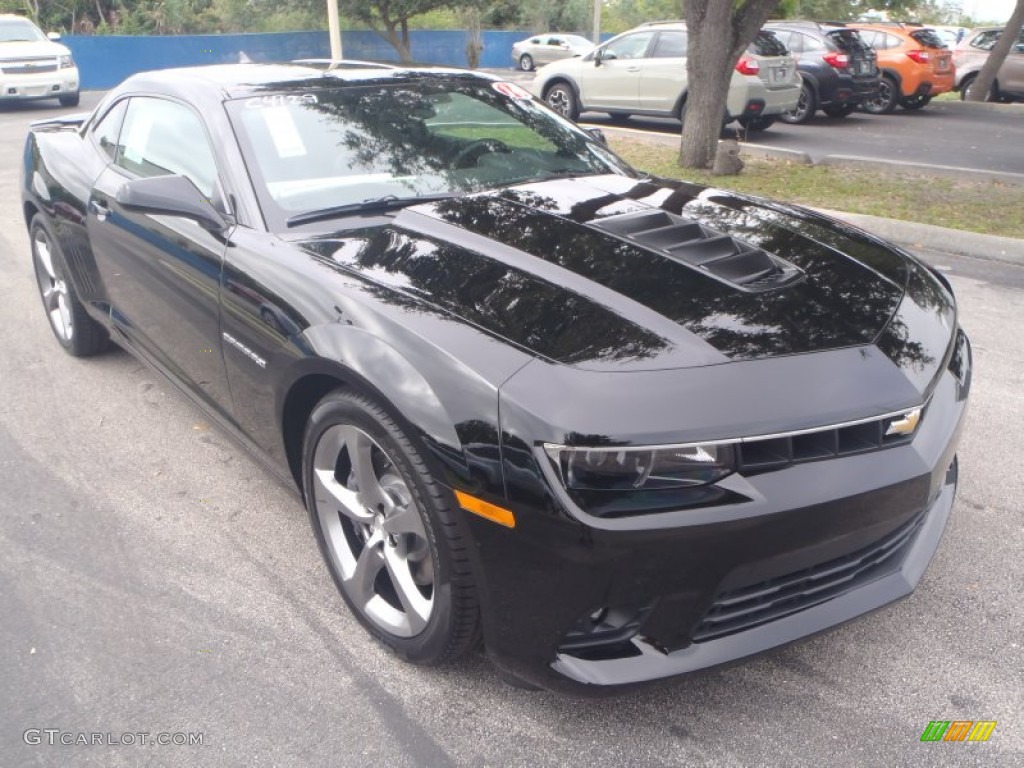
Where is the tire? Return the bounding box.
[739,115,777,131]
[900,94,932,110]
[30,215,107,357]
[822,103,856,118]
[518,54,534,72]
[779,80,816,124]
[959,73,997,102]
[302,388,480,665]
[862,75,898,114]
[544,82,579,121]
[606,113,631,123]
[58,92,80,108]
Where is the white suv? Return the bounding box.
[0,14,79,107]
[531,21,799,131]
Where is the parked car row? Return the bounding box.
[525,19,1024,131]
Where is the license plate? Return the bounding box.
[772,67,788,83]
[938,58,950,72]
[857,61,871,75]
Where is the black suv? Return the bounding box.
[765,22,880,123]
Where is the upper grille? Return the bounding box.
[1,58,57,74]
[737,411,918,474]
[693,507,927,642]
[590,209,804,292]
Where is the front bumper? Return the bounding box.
[475,337,970,694]
[0,68,78,101]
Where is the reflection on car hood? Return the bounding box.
[295,174,954,374]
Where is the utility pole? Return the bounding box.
[592,0,601,44]
[328,0,343,60]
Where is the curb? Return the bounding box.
[814,209,1024,266]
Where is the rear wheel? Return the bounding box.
[960,73,997,102]
[303,389,480,664]
[779,80,816,124]
[900,94,932,110]
[30,216,107,357]
[544,83,579,121]
[518,54,534,72]
[822,104,856,118]
[862,75,899,114]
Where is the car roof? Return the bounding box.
[116,63,496,101]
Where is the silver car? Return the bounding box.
[531,21,794,131]
[512,34,594,72]
[954,26,1024,103]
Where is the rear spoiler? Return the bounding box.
[30,112,89,131]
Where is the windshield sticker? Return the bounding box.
[492,81,533,101]
[245,93,319,109]
[261,106,307,158]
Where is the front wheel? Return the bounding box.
[960,74,997,102]
[58,92,80,108]
[518,54,534,72]
[544,83,579,121]
[779,80,816,124]
[861,76,898,114]
[303,389,480,664]
[30,215,107,357]
[900,94,932,110]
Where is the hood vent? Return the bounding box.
[591,209,804,292]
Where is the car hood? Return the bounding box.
[0,40,70,59]
[294,174,954,377]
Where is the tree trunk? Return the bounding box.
[679,0,780,170]
[385,21,413,63]
[967,0,1024,102]
[464,7,483,69]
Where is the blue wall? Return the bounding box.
[62,30,605,89]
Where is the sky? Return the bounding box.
[961,0,1019,23]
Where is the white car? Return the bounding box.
[512,34,594,72]
[0,14,79,107]
[531,21,794,131]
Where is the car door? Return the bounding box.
[538,36,566,66]
[1003,31,1024,96]
[86,95,235,420]
[579,30,655,111]
[638,29,688,112]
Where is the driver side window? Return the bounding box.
[603,32,655,61]
[115,97,219,199]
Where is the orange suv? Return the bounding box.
[851,23,954,112]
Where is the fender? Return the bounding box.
[880,67,903,92]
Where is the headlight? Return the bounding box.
[544,442,735,492]
[58,55,74,69]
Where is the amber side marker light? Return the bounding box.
[454,490,516,529]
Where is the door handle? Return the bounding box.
[89,199,111,220]
[626,65,640,72]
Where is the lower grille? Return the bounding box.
[692,509,927,642]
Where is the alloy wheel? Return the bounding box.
[32,226,73,342]
[546,87,572,118]
[312,424,434,637]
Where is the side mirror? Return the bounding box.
[116,174,231,234]
[47,31,61,41]
[594,48,603,67]
[586,127,608,145]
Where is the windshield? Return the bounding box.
[227,78,633,229]
[750,30,788,56]
[0,20,46,43]
[910,29,948,49]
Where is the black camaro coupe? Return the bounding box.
[22,64,970,693]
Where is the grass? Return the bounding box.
[611,137,1023,240]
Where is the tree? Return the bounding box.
[679,0,781,170]
[340,0,452,61]
[966,0,1024,102]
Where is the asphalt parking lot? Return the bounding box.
[0,96,1022,767]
